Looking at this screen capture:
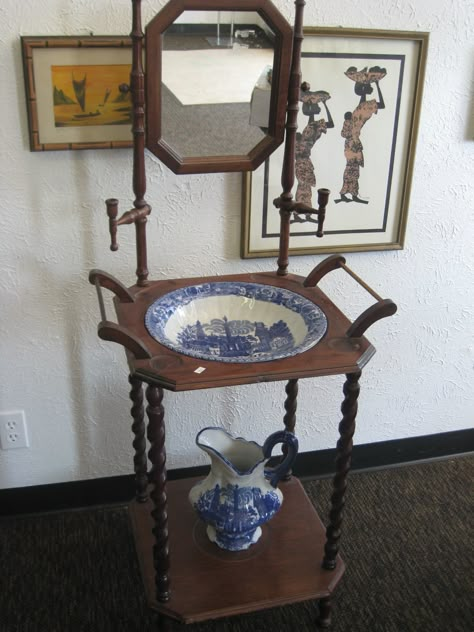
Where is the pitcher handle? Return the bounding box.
[263,430,299,488]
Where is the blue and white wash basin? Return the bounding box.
[145,281,327,363]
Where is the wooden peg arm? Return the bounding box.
[276,188,330,239]
[105,198,151,255]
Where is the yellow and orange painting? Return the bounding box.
[52,64,132,127]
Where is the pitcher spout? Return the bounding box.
[196,427,265,477]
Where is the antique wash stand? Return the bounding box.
[90,0,396,628]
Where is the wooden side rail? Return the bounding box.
[89,269,152,360]
[346,299,397,338]
[303,255,397,339]
[97,321,153,360]
[303,254,346,287]
[89,269,135,303]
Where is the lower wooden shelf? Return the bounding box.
[129,476,345,624]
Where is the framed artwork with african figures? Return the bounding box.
[21,36,133,151]
[241,28,429,258]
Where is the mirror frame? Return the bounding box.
[145,0,293,174]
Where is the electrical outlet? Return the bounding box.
[0,410,29,449]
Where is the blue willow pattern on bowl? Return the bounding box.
[144,281,328,363]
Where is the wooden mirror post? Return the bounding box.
[274,0,330,277]
[276,0,304,276]
[105,0,151,287]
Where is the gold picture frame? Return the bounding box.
[242,27,429,258]
[21,36,133,151]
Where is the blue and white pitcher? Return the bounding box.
[189,427,298,551]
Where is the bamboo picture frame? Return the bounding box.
[242,27,429,258]
[21,36,133,151]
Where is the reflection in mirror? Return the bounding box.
[161,11,275,158]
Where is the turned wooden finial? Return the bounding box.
[106,198,119,251]
[316,188,330,237]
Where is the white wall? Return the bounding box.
[0,0,472,489]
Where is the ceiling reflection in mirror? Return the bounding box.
[161,11,275,158]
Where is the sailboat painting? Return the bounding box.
[51,64,132,127]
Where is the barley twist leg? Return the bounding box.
[323,371,361,570]
[146,385,170,602]
[316,597,332,629]
[281,379,299,480]
[129,375,148,502]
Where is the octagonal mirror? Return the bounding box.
[145,0,293,174]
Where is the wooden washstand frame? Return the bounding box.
[89,0,397,628]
